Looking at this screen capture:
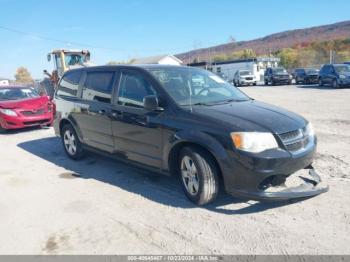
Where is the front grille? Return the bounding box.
[278,128,310,152]
[245,77,253,80]
[21,108,45,116]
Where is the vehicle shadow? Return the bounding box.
[17,137,302,215]
[296,84,341,90]
[0,126,50,135]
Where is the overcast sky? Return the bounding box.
[0,0,349,79]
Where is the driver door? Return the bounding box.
[111,69,163,168]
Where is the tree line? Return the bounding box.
[196,38,350,69]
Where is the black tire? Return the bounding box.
[253,82,257,86]
[264,80,268,86]
[332,79,339,89]
[319,78,324,87]
[61,124,85,160]
[179,146,219,205]
[0,124,7,134]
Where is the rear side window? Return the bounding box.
[56,70,82,98]
[82,71,114,103]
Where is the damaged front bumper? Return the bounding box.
[230,167,329,201]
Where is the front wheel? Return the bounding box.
[0,124,7,134]
[319,78,324,87]
[332,79,339,89]
[179,147,219,205]
[62,124,85,160]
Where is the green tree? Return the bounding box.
[276,48,299,69]
[14,67,34,84]
[212,54,228,62]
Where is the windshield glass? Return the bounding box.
[272,68,287,74]
[239,71,251,76]
[305,69,319,74]
[148,67,250,106]
[0,87,40,101]
[334,65,350,74]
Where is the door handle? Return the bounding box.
[110,110,122,119]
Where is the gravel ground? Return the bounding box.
[0,84,349,255]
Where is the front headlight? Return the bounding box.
[339,75,346,79]
[305,122,315,137]
[231,132,279,153]
[0,108,17,116]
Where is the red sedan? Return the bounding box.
[0,86,54,131]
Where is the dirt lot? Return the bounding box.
[0,84,349,255]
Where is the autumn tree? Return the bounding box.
[275,48,299,69]
[14,67,34,84]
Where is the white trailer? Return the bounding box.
[212,57,280,82]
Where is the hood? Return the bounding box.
[192,100,306,134]
[338,72,350,77]
[0,96,49,110]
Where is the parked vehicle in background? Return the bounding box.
[54,65,327,205]
[264,67,292,85]
[294,68,319,84]
[233,70,257,87]
[0,86,54,132]
[318,64,350,88]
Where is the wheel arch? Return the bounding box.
[58,117,83,141]
[165,130,229,182]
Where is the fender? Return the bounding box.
[58,115,84,143]
[163,129,231,175]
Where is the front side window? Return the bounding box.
[0,87,40,101]
[117,71,155,108]
[82,71,114,103]
[56,71,82,98]
[148,67,249,106]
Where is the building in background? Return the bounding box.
[189,57,280,82]
[132,55,183,66]
[0,78,10,86]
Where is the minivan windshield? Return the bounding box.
[305,69,319,74]
[334,65,350,74]
[239,70,251,76]
[147,67,250,106]
[272,68,287,74]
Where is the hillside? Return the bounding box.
[176,20,350,64]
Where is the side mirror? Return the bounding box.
[47,54,51,62]
[143,95,161,111]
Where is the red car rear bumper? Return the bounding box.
[0,112,53,130]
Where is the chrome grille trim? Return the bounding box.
[278,128,311,153]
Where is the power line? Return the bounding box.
[0,25,198,54]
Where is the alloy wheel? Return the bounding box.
[64,129,77,156]
[181,156,200,196]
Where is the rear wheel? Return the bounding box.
[179,147,219,205]
[62,124,85,160]
[264,80,268,85]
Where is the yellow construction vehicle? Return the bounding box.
[41,49,91,97]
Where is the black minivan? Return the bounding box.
[54,65,328,205]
